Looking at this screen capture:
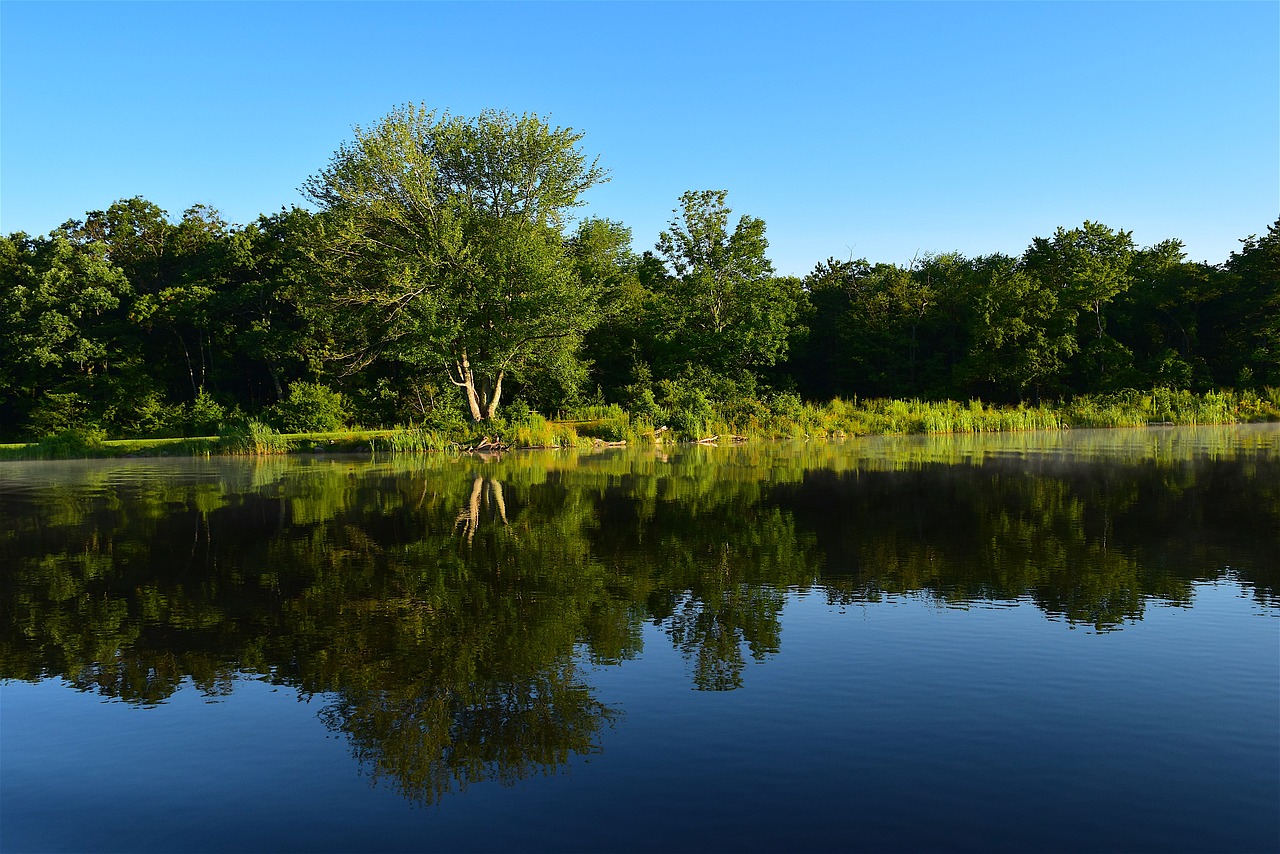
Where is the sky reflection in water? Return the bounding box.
[1,425,1277,852]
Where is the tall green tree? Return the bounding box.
[1022,222,1136,392]
[1110,239,1220,390]
[790,257,870,401]
[824,257,961,400]
[230,208,334,403]
[555,217,639,406]
[651,190,799,380]
[958,253,1075,401]
[0,232,133,436]
[58,199,240,409]
[1221,218,1280,387]
[303,105,609,422]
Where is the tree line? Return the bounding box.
[2,105,1276,441]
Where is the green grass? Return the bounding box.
[2,388,1276,460]
[1058,388,1279,428]
[0,426,394,461]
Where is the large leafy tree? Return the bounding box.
[303,105,609,422]
[0,232,132,436]
[1221,218,1280,387]
[651,190,799,379]
[957,253,1075,401]
[229,208,336,403]
[1022,221,1136,392]
[59,199,240,407]
[1108,239,1221,390]
[807,255,965,400]
[789,257,871,401]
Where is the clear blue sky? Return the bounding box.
[2,1,1276,275]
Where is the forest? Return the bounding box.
[2,106,1277,444]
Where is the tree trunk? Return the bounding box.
[176,330,198,400]
[479,371,504,420]
[268,363,283,399]
[451,349,504,422]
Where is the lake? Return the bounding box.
[2,426,1277,852]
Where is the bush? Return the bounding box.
[111,389,185,439]
[656,379,716,440]
[267,382,349,434]
[27,391,94,438]
[503,398,534,424]
[186,390,226,437]
[35,427,107,458]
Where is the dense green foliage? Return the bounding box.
[2,105,1276,442]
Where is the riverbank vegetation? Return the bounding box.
[3,105,1277,453]
[3,387,1277,461]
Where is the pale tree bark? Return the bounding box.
[448,349,505,422]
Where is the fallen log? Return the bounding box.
[465,436,510,453]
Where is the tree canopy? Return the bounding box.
[0,102,1276,441]
[302,105,610,422]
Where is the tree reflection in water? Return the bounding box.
[1,426,1276,803]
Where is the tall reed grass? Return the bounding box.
[1060,388,1279,428]
[371,426,456,454]
[217,420,291,455]
[3,388,1274,460]
[616,387,1277,442]
[501,412,581,448]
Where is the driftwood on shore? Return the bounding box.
[691,434,748,445]
[463,436,509,453]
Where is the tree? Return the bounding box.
[485,215,639,409]
[652,190,799,378]
[958,253,1074,401]
[58,199,242,412]
[1222,218,1280,387]
[0,231,133,436]
[1022,221,1136,391]
[303,105,609,422]
[1110,239,1220,390]
[789,257,871,401]
[809,255,964,400]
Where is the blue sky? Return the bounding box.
[2,1,1276,275]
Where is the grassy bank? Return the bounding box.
[2,388,1277,461]
[0,426,393,462]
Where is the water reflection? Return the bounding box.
[1,425,1276,805]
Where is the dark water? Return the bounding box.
[2,426,1277,853]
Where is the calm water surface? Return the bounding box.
[2,427,1277,852]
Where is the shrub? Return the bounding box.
[267,382,349,434]
[657,379,716,440]
[111,389,184,439]
[624,387,663,426]
[35,427,107,459]
[187,390,226,437]
[27,391,94,438]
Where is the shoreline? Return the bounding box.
[3,407,1277,462]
